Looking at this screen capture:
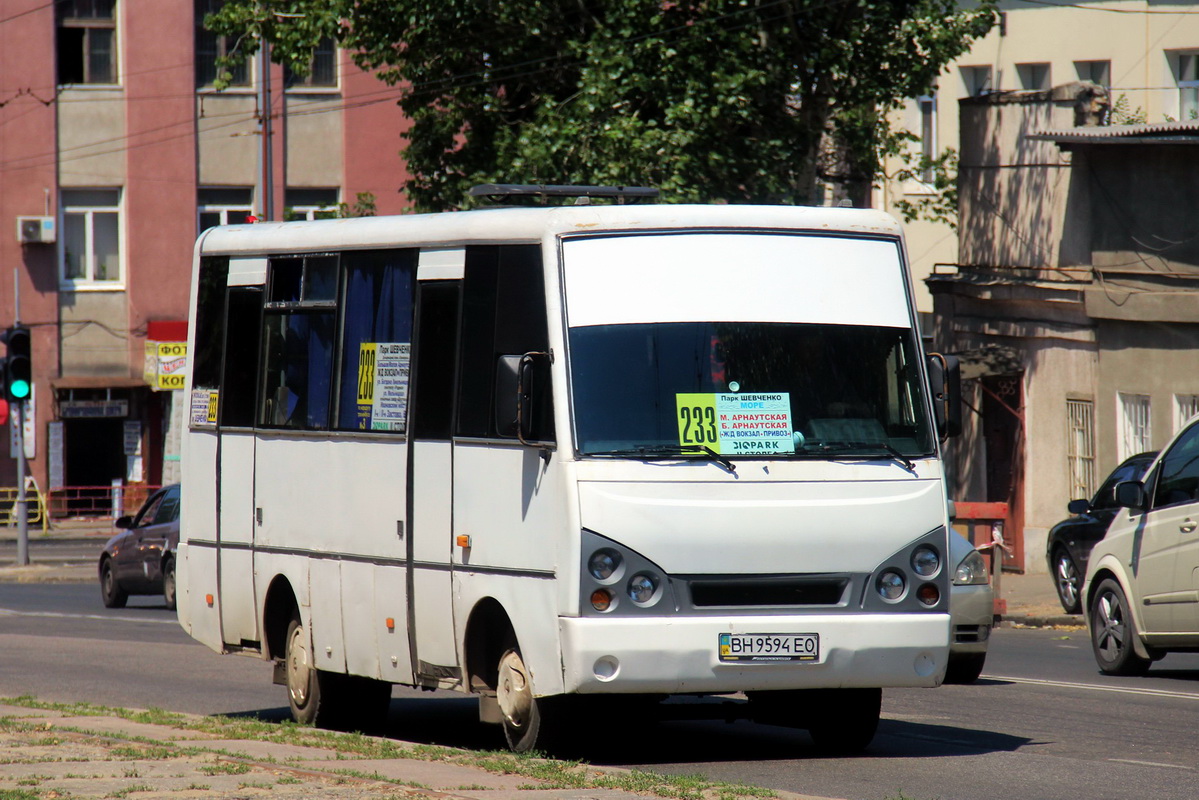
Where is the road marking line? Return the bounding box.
[1108,759,1194,771]
[0,607,177,625]
[989,674,1199,701]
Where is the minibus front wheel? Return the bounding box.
[497,646,568,753]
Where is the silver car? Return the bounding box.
[946,528,993,683]
[1084,419,1199,675]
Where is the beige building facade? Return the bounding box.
[882,0,1199,323]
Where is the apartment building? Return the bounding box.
[0,0,409,509]
[882,0,1199,325]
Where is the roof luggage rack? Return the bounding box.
[468,183,659,205]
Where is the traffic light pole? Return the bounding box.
[12,269,27,567]
[15,401,26,567]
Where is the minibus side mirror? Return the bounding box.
[494,352,551,445]
[1114,480,1147,510]
[926,352,962,439]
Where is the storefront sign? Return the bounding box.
[59,400,129,419]
[144,340,188,391]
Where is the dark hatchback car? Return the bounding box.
[1046,453,1156,613]
[98,484,181,610]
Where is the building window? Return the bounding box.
[196,0,250,87]
[57,0,117,85]
[61,189,122,287]
[1174,52,1199,120]
[1016,62,1051,92]
[1118,392,1152,462]
[198,187,254,233]
[1175,394,1199,433]
[1067,399,1096,501]
[284,37,337,89]
[960,66,992,97]
[917,93,936,183]
[285,188,340,221]
[1074,60,1110,89]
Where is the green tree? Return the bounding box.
[207,0,996,212]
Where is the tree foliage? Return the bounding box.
[207,0,996,212]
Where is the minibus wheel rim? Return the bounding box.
[497,649,532,730]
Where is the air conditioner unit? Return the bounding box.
[17,216,56,245]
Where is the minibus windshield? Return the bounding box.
[569,321,934,458]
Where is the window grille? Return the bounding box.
[1067,399,1095,501]
[1118,393,1151,462]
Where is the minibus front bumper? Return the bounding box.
[559,613,950,694]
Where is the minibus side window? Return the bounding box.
[457,245,554,441]
[190,256,229,428]
[221,288,262,428]
[335,250,416,431]
[259,255,337,430]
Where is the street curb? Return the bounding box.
[1000,614,1084,628]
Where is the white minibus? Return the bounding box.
[178,186,961,753]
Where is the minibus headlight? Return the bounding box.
[916,583,940,606]
[876,570,906,601]
[911,546,940,577]
[588,549,622,581]
[627,573,659,605]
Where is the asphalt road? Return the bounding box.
[4,582,1199,800]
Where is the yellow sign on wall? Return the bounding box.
[144,341,188,391]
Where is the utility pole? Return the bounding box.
[259,37,274,221]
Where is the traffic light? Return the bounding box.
[5,326,31,403]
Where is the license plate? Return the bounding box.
[719,633,819,663]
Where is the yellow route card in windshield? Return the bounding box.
[676,393,794,454]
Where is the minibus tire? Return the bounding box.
[285,616,323,725]
[806,688,881,754]
[497,647,565,753]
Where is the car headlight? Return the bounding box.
[954,549,989,586]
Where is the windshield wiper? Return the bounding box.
[595,444,736,474]
[802,441,915,471]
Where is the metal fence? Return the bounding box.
[42,484,161,522]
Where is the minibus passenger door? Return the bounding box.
[217,285,263,646]
[407,271,462,685]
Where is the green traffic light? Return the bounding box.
[9,380,29,400]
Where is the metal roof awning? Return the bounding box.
[1028,120,1199,145]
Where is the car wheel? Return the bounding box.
[162,556,177,611]
[1090,577,1150,676]
[1052,548,1082,614]
[99,559,127,609]
[944,652,986,684]
[806,688,881,754]
[284,615,389,731]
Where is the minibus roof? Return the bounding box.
[196,203,902,257]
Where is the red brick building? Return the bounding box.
[0,0,410,509]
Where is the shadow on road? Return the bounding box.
[215,693,1031,764]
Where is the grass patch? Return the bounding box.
[197,761,251,776]
[0,790,41,800]
[1,694,778,800]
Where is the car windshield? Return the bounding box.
[569,321,935,459]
